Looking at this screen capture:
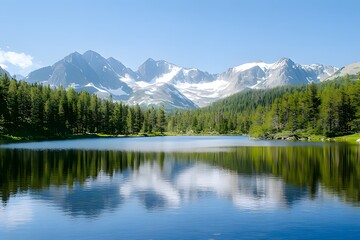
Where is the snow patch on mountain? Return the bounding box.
[85,82,107,93]
[119,75,139,88]
[155,65,182,83]
[233,61,273,72]
[25,50,344,110]
[136,81,151,88]
[175,80,230,107]
[104,86,128,96]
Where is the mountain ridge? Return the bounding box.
[325,62,360,80]
[0,66,12,78]
[24,50,351,109]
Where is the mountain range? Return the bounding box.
[326,62,360,80]
[16,50,358,109]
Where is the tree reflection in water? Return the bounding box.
[0,144,359,217]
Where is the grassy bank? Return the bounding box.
[257,131,360,144]
[332,134,360,143]
[1,132,359,144]
[0,133,102,144]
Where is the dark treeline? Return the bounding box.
[0,74,166,137]
[168,75,360,137]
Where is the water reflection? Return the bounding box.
[0,196,33,229]
[0,144,359,218]
[120,161,181,209]
[176,163,289,210]
[34,172,124,217]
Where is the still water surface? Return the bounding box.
[0,136,360,239]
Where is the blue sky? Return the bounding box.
[0,0,359,75]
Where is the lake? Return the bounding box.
[0,136,360,239]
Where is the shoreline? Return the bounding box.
[0,133,166,144]
[250,132,360,144]
[1,132,359,144]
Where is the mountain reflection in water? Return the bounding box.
[0,144,359,219]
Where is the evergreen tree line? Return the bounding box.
[0,74,166,137]
[248,78,360,137]
[168,75,360,137]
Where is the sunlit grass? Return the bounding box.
[333,133,360,143]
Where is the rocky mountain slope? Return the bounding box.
[0,66,11,78]
[25,50,341,109]
[325,62,360,80]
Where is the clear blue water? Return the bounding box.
[0,136,330,151]
[0,136,359,239]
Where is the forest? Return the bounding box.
[0,74,166,137]
[168,75,360,138]
[0,72,359,139]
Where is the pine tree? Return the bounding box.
[157,105,166,133]
[77,91,90,133]
[304,82,320,130]
[149,106,156,133]
[142,109,149,133]
[30,87,43,134]
[89,94,98,133]
[0,74,10,121]
[337,87,354,134]
[110,102,122,134]
[126,108,133,135]
[133,104,142,134]
[66,87,78,133]
[0,114,5,134]
[269,98,282,131]
[7,80,18,132]
[16,81,31,133]
[287,93,299,132]
[319,88,337,136]
[249,105,268,137]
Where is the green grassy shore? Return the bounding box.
[0,132,166,144]
[1,132,359,145]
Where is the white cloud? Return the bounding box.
[0,49,33,69]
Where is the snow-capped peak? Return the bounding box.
[25,51,341,110]
[233,61,273,72]
[270,58,295,69]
